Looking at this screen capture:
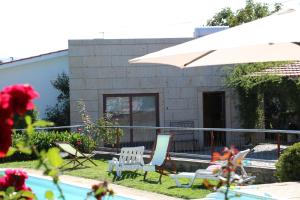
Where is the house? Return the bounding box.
[68,37,242,150]
[0,50,69,119]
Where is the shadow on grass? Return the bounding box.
[111,171,142,182]
[61,165,90,171]
[141,178,161,184]
[168,184,207,190]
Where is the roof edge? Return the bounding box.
[0,49,68,69]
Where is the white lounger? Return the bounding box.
[170,149,256,187]
[108,146,144,177]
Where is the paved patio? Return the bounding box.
[236,182,300,200]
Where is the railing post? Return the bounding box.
[210,130,215,161]
[277,132,281,158]
[116,128,120,153]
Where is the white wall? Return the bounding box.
[0,53,69,118]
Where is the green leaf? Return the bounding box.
[19,147,32,155]
[21,190,35,198]
[6,147,17,157]
[16,141,26,148]
[47,147,63,168]
[47,169,59,178]
[6,186,15,194]
[25,115,32,125]
[26,124,34,136]
[45,190,55,200]
[33,120,54,127]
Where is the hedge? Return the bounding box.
[275,142,300,181]
[1,131,95,162]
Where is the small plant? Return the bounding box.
[96,113,123,146]
[276,142,300,181]
[203,146,240,200]
[86,181,114,200]
[77,100,123,147]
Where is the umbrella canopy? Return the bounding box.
[130,8,300,68]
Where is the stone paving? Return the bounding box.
[234,182,300,200]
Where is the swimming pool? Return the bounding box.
[26,176,133,200]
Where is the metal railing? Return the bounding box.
[99,126,300,161]
[14,125,300,161]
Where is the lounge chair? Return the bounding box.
[142,133,175,183]
[55,142,97,169]
[108,146,144,177]
[170,149,255,188]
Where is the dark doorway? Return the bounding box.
[203,92,226,146]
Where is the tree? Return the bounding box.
[207,0,281,27]
[45,72,70,126]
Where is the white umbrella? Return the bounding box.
[129,8,300,68]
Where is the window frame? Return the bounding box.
[103,93,159,144]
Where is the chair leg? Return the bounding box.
[158,173,162,184]
[143,171,148,180]
[88,158,97,166]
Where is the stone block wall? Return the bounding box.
[68,38,241,147]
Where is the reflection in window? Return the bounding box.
[104,94,158,147]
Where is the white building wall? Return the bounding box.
[0,52,69,118]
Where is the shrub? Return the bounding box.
[2,131,95,162]
[45,72,70,126]
[275,142,300,181]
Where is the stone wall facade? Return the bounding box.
[68,38,242,148]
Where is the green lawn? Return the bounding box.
[0,159,212,199]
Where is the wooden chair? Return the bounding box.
[55,142,97,169]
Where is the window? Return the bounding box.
[103,94,159,146]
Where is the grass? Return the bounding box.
[0,159,212,199]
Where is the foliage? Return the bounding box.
[276,142,300,181]
[13,131,95,155]
[14,109,39,130]
[204,147,240,200]
[45,72,70,126]
[96,113,123,146]
[86,181,114,200]
[77,100,123,146]
[207,0,281,27]
[226,62,300,130]
[77,100,95,138]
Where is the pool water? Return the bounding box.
[0,173,130,200]
[26,176,133,200]
[204,190,276,200]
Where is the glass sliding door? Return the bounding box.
[105,96,131,142]
[132,96,157,146]
[104,94,159,147]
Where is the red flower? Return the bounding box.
[0,169,32,199]
[0,124,12,158]
[3,84,39,115]
[0,84,39,157]
[3,169,30,191]
[76,140,82,146]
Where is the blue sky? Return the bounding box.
[0,0,293,59]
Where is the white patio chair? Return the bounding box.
[108,146,144,177]
[170,149,255,188]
